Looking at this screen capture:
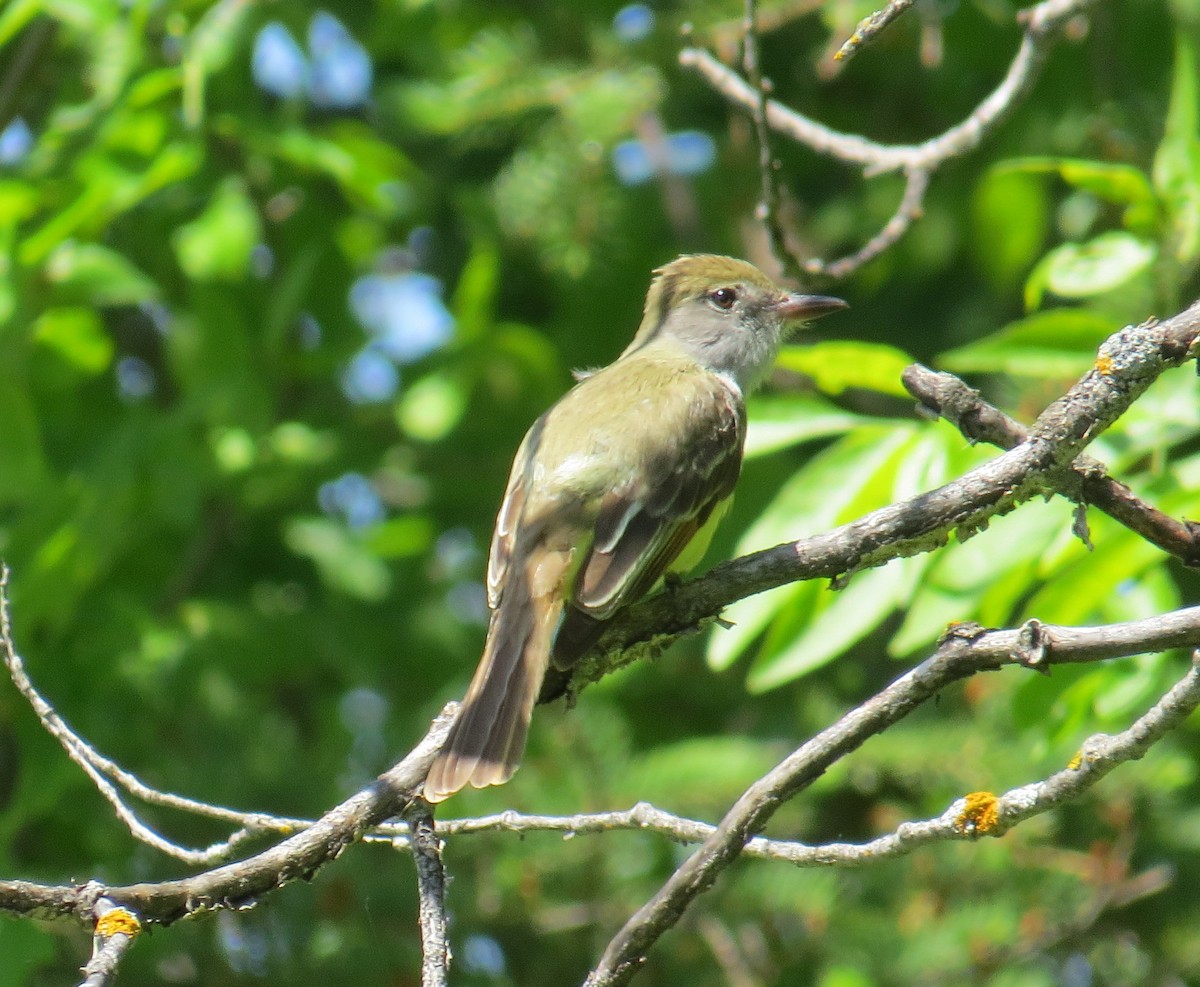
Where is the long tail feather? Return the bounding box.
[424,553,566,802]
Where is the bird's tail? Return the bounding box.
[424,553,567,802]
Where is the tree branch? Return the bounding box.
[902,363,1200,566]
[560,303,1200,695]
[681,0,1098,276]
[582,624,1200,986]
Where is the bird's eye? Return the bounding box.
[708,287,738,310]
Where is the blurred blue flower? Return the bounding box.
[319,471,386,528]
[115,356,156,402]
[463,934,506,977]
[613,4,655,42]
[612,130,717,186]
[298,312,322,350]
[308,11,372,108]
[349,271,454,364]
[342,346,400,404]
[252,22,307,99]
[251,13,372,108]
[0,117,33,166]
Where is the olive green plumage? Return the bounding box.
[423,255,846,802]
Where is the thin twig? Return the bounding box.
[581,637,1200,986]
[835,0,918,64]
[805,166,930,277]
[741,0,793,278]
[902,363,1200,566]
[682,0,1099,277]
[0,566,293,865]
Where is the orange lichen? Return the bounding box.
[1068,750,1083,770]
[96,907,141,940]
[954,791,999,835]
[1094,353,1115,375]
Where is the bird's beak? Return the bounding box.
[772,293,849,322]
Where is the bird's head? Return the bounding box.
[625,254,847,391]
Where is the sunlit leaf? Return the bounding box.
[1025,231,1155,308]
[744,394,868,459]
[44,241,158,306]
[940,308,1116,378]
[748,560,917,691]
[173,177,261,281]
[972,167,1050,288]
[397,372,470,442]
[1154,31,1200,271]
[775,341,915,398]
[997,156,1159,234]
[32,307,113,374]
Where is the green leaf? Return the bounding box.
[397,372,470,442]
[44,241,158,306]
[998,156,1159,234]
[748,559,916,691]
[1025,231,1155,308]
[743,394,869,459]
[774,341,915,398]
[0,0,40,48]
[707,424,919,676]
[1154,31,1200,270]
[284,517,392,601]
[940,308,1116,378]
[451,241,499,343]
[708,579,811,672]
[182,0,255,126]
[972,167,1050,289]
[364,515,435,559]
[173,178,261,282]
[32,307,114,374]
[0,381,45,501]
[252,122,416,218]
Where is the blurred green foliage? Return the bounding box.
[1,1,1199,985]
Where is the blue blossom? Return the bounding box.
[612,130,717,186]
[318,471,386,528]
[252,22,307,99]
[342,346,400,404]
[613,4,655,43]
[307,11,372,108]
[349,271,454,365]
[0,117,33,166]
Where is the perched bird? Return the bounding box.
[423,254,846,802]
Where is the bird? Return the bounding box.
[423,254,847,802]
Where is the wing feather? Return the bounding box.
[486,419,542,609]
[571,376,744,621]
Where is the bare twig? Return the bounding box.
[902,363,1200,566]
[682,0,1099,276]
[581,635,1200,986]
[805,166,930,278]
[0,566,297,865]
[0,706,454,925]
[835,0,918,64]
[741,0,793,279]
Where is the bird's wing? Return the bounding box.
[485,418,542,610]
[571,375,744,621]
